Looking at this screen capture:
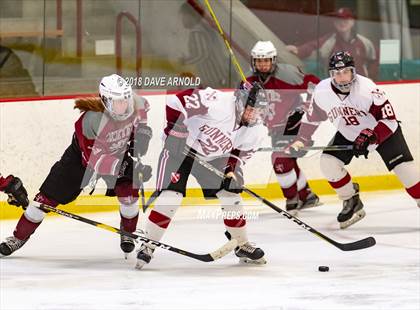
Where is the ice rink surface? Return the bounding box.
[1,189,419,310]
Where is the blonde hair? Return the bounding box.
[74,97,104,112]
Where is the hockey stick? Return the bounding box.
[204,0,247,83]
[183,150,376,251]
[37,203,237,262]
[142,189,160,213]
[138,174,146,212]
[257,145,353,152]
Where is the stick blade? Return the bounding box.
[338,236,376,251]
[209,239,238,260]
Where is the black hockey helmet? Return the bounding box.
[328,51,356,92]
[329,51,355,70]
[234,82,269,127]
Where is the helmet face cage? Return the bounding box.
[99,74,134,121]
[234,88,269,127]
[251,41,277,75]
[328,51,356,92]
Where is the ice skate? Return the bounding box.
[120,234,136,259]
[0,236,28,256]
[299,191,321,210]
[338,183,365,229]
[235,242,266,265]
[285,195,300,216]
[135,243,154,269]
[225,231,266,264]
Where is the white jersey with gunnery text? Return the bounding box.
[166,87,266,163]
[303,74,397,142]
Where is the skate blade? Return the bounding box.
[285,209,298,217]
[340,209,366,229]
[239,256,267,265]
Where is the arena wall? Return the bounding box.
[0,82,418,218]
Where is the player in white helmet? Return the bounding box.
[250,41,278,79]
[288,51,420,228]
[0,74,153,258]
[244,41,321,212]
[99,74,135,121]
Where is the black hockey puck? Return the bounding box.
[318,266,329,272]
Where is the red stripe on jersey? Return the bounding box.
[373,121,393,145]
[164,105,186,135]
[406,182,420,199]
[329,173,351,189]
[307,100,328,123]
[149,210,171,229]
[368,100,396,122]
[224,216,246,228]
[74,113,94,167]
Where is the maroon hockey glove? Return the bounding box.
[1,175,29,209]
[353,128,378,158]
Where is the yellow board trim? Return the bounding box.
[0,174,404,220]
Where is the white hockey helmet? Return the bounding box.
[250,41,277,74]
[99,74,134,121]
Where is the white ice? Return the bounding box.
[1,190,419,310]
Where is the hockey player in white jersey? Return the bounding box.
[136,83,268,268]
[288,51,420,228]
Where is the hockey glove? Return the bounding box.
[131,124,153,157]
[222,171,244,194]
[119,155,152,183]
[284,138,312,157]
[138,164,152,183]
[165,123,189,157]
[284,109,304,135]
[353,128,377,158]
[2,176,29,209]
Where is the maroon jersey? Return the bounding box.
[74,97,149,176]
[244,72,320,133]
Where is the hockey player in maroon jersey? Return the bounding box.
[0,174,29,208]
[288,51,420,228]
[0,74,153,256]
[135,83,269,269]
[245,41,320,212]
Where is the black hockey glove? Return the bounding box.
[138,163,152,183]
[284,109,304,135]
[221,170,244,194]
[247,82,265,106]
[164,123,189,157]
[118,155,152,183]
[2,175,29,209]
[131,124,153,157]
[353,128,377,158]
